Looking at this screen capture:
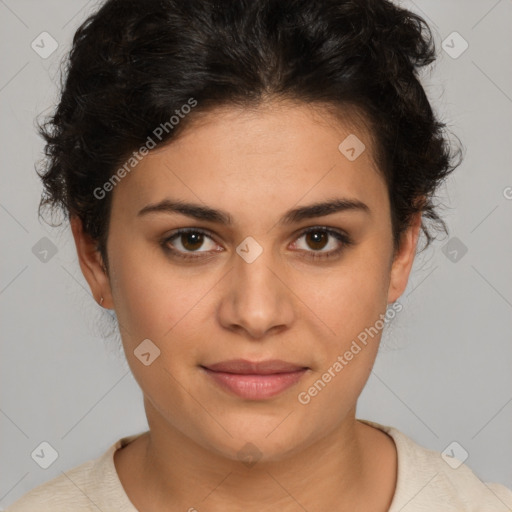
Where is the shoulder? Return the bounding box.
[4,457,101,512]
[359,419,512,512]
[4,433,145,512]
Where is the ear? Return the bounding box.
[387,211,422,304]
[70,215,113,309]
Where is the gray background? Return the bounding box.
[1,0,511,507]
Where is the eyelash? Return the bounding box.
[161,226,353,262]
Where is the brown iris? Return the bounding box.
[181,232,205,251]
[305,230,328,251]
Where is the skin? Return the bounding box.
[71,100,422,511]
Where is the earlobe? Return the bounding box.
[387,212,422,304]
[70,216,113,308]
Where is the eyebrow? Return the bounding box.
[137,197,371,225]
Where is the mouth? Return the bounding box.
[200,359,309,400]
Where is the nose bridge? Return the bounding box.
[236,241,277,299]
[219,236,294,338]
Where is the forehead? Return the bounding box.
[111,102,387,218]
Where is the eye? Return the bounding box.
[162,228,220,260]
[290,226,353,260]
[161,226,353,262]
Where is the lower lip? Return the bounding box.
[202,367,308,400]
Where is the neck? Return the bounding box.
[129,402,396,511]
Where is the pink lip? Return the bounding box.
[201,359,309,400]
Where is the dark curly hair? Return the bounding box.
[37,0,462,274]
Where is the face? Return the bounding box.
[72,101,420,463]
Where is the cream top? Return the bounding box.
[5,419,512,511]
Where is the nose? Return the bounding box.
[217,244,295,340]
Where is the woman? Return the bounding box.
[7,0,512,510]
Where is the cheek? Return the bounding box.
[108,239,222,353]
[301,254,390,343]
[294,263,389,420]
[107,240,179,341]
[107,248,203,402]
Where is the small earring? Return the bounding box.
[99,296,104,306]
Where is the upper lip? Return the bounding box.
[202,359,308,375]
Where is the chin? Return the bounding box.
[199,415,317,465]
